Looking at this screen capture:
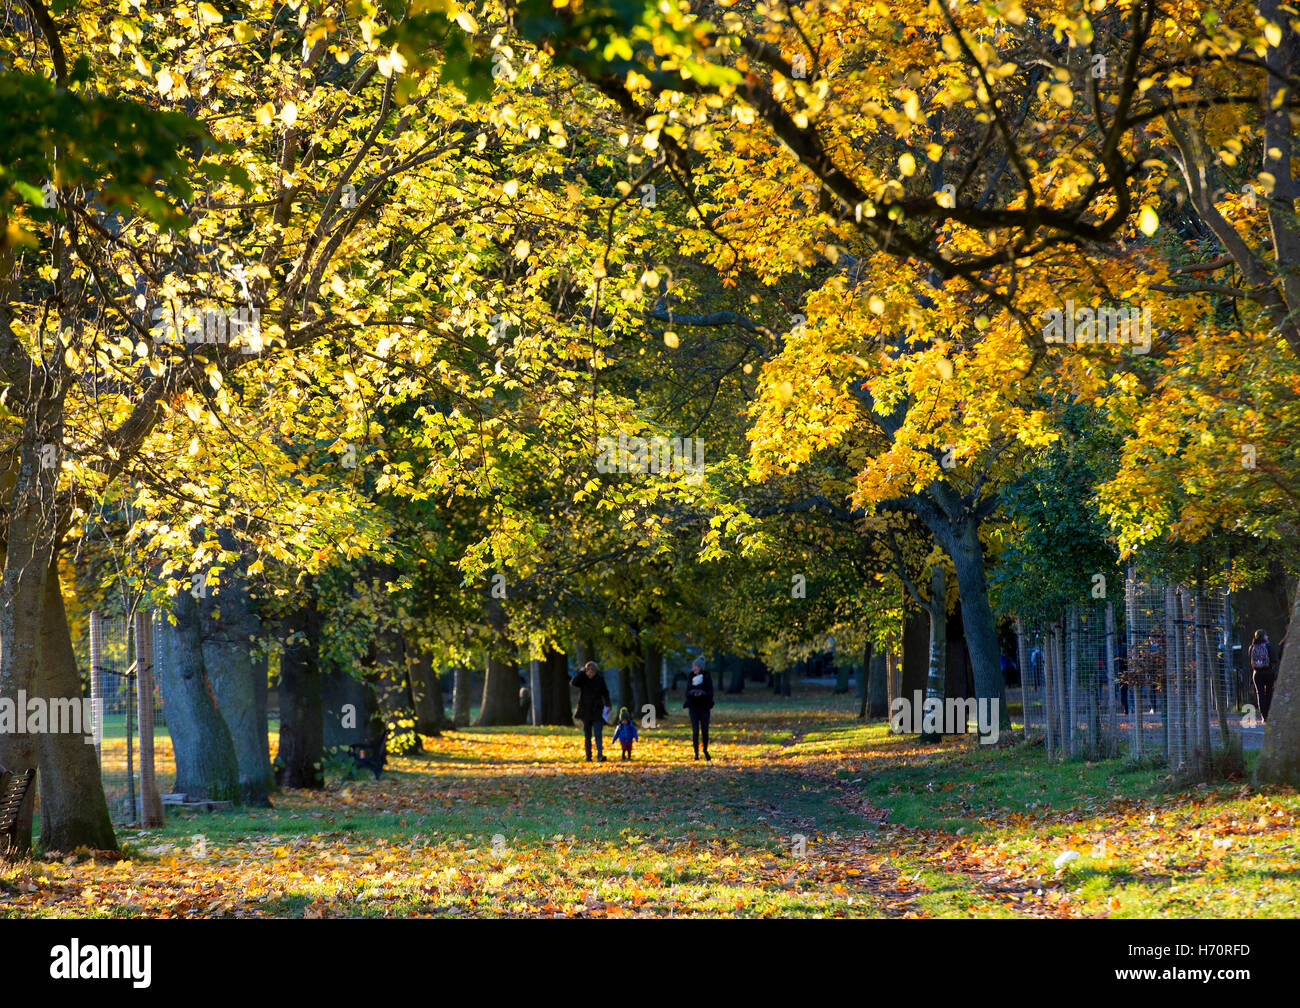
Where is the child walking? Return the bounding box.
[611,707,639,760]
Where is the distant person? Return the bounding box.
[1250,629,1278,722]
[611,707,639,760]
[571,660,610,761]
[683,657,715,761]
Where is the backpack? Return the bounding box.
[1250,641,1271,669]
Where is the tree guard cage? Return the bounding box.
[1016,618,1047,748]
[1023,603,1121,760]
[1021,574,1240,771]
[83,611,168,827]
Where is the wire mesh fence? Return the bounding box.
[1021,574,1243,774]
[79,611,170,828]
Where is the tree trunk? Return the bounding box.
[275,591,324,789]
[935,519,1010,733]
[539,649,572,725]
[617,665,633,713]
[409,647,444,736]
[477,599,522,726]
[202,568,273,805]
[858,641,871,718]
[322,663,380,749]
[867,646,888,718]
[478,651,523,726]
[156,590,241,802]
[901,607,928,701]
[730,657,750,693]
[920,564,947,742]
[451,665,472,726]
[1257,581,1300,786]
[36,562,117,852]
[0,413,63,851]
[642,642,666,719]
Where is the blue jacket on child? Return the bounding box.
[611,721,639,744]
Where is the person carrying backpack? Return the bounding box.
[1250,629,1278,722]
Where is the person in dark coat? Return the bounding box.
[571,660,610,762]
[683,657,715,761]
[1250,629,1279,722]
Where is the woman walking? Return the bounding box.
[1250,629,1278,722]
[571,660,610,762]
[683,657,715,760]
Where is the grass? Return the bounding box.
[3,686,1297,917]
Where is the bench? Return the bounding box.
[160,793,234,813]
[0,768,36,857]
[347,740,386,780]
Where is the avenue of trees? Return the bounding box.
[4,0,1300,853]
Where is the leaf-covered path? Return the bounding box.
[3,690,1297,917]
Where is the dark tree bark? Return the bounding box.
[156,590,240,802]
[451,665,472,727]
[867,645,889,719]
[726,656,748,694]
[617,665,634,714]
[539,649,572,725]
[408,648,444,736]
[1258,583,1300,786]
[275,590,323,789]
[36,562,117,852]
[641,643,667,719]
[202,564,273,806]
[902,609,928,700]
[477,598,522,725]
[945,607,972,729]
[322,662,381,749]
